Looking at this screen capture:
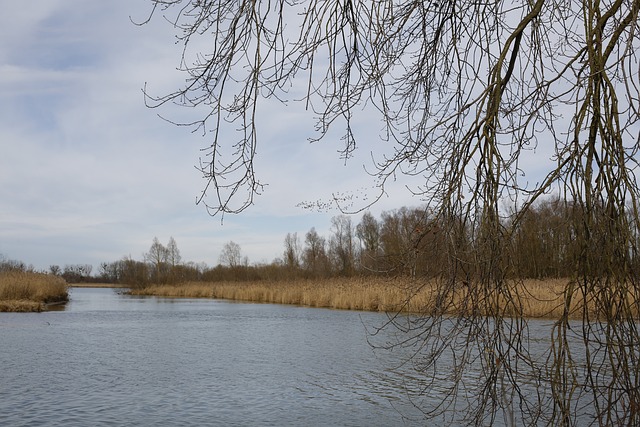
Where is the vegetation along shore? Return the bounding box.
[0,271,69,312]
[128,277,607,320]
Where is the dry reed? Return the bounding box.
[0,271,69,312]
[128,277,607,319]
[73,283,128,288]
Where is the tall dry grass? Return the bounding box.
[129,277,605,319]
[132,277,415,311]
[0,271,69,312]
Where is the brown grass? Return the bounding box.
[0,271,69,312]
[128,277,612,319]
[73,282,128,288]
[130,277,411,311]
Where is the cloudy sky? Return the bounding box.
[0,0,425,271]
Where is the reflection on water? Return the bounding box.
[0,288,430,426]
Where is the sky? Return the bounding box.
[0,0,425,272]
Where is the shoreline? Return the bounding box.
[127,277,585,319]
[71,283,128,288]
[0,299,69,313]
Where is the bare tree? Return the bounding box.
[329,215,356,276]
[79,264,93,278]
[283,232,301,270]
[120,255,149,288]
[166,236,182,267]
[219,241,243,268]
[141,1,640,424]
[302,227,329,278]
[356,212,380,273]
[145,237,169,283]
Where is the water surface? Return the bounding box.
[0,288,427,426]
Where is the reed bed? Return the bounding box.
[131,277,411,312]
[0,271,69,312]
[128,277,615,319]
[73,283,128,288]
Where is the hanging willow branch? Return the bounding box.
[140,0,640,424]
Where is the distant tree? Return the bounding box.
[165,236,183,283]
[119,256,149,288]
[329,215,356,276]
[219,241,243,268]
[99,262,120,283]
[302,227,329,278]
[182,261,208,281]
[379,207,426,276]
[355,212,380,273]
[62,265,79,283]
[62,264,92,283]
[511,197,572,279]
[79,264,93,278]
[166,236,182,267]
[356,212,380,254]
[49,265,61,276]
[283,232,301,270]
[145,237,169,282]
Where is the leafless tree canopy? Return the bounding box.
[219,240,243,268]
[142,0,640,424]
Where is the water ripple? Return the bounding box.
[0,288,428,426]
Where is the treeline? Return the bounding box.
[5,196,637,287]
[95,196,640,288]
[97,237,293,288]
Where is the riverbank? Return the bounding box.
[0,271,69,312]
[128,277,584,319]
[73,282,129,288]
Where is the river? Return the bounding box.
[2,287,610,426]
[0,287,439,426]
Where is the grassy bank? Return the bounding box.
[0,271,69,312]
[129,277,597,319]
[73,282,128,288]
